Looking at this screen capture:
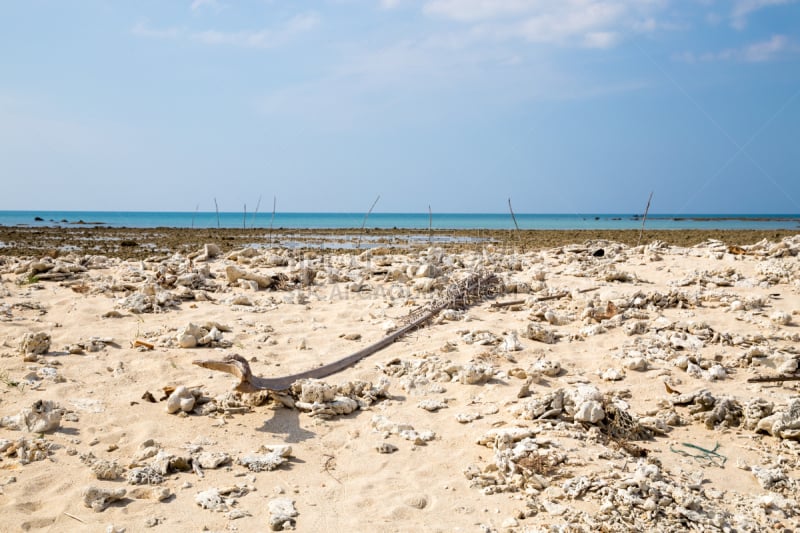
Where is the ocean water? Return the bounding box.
[0,211,799,230]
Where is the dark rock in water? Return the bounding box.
[592,249,605,257]
[34,216,44,221]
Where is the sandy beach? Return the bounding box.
[1,230,799,532]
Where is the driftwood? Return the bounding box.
[747,374,800,383]
[194,271,501,392]
[491,299,525,308]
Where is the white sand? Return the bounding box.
[1,237,799,532]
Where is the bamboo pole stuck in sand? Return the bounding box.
[251,194,262,228]
[508,197,523,253]
[637,191,654,247]
[357,195,380,250]
[269,196,277,246]
[428,204,433,246]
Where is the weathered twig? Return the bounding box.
[195,272,500,392]
[534,291,570,302]
[63,512,86,524]
[491,299,525,308]
[747,374,800,383]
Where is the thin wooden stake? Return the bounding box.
[191,203,198,229]
[508,197,523,252]
[508,198,520,231]
[269,196,277,246]
[251,195,262,228]
[214,198,220,229]
[637,191,653,247]
[63,512,85,524]
[428,204,433,245]
[357,195,380,250]
[243,204,247,229]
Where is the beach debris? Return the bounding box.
[129,486,172,501]
[189,243,221,262]
[165,386,202,414]
[116,290,178,314]
[237,445,292,472]
[194,271,502,392]
[754,398,800,439]
[372,415,435,444]
[524,323,557,344]
[82,485,127,512]
[64,336,114,354]
[226,265,289,290]
[195,486,250,512]
[0,437,56,464]
[176,322,231,349]
[90,459,126,481]
[194,451,231,470]
[0,400,63,433]
[500,331,523,352]
[417,399,448,412]
[376,442,398,454]
[268,498,298,531]
[18,331,51,360]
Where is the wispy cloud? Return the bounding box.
[731,0,798,29]
[743,34,790,61]
[131,12,320,48]
[131,20,181,40]
[379,0,404,9]
[190,0,224,12]
[674,34,794,62]
[422,0,670,48]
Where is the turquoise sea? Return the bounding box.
[0,211,799,230]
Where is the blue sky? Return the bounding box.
[1,0,799,214]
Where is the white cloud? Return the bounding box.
[193,12,320,47]
[731,0,798,29]
[190,0,223,12]
[424,0,542,21]
[380,0,404,9]
[131,20,181,40]
[584,31,619,49]
[743,34,790,61]
[674,34,792,63]
[422,0,669,48]
[132,12,320,49]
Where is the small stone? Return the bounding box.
[601,368,624,381]
[376,442,398,454]
[166,386,196,414]
[268,498,298,531]
[82,485,127,512]
[129,486,171,501]
[19,332,51,358]
[573,400,605,424]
